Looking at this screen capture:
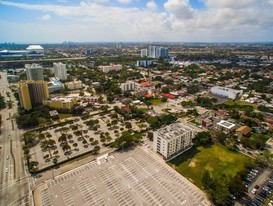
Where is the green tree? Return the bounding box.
[195,131,212,146]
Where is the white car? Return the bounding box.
[5,168,9,173]
[251,188,257,194]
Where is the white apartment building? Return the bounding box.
[99,64,122,73]
[53,62,67,80]
[25,63,44,81]
[140,49,148,57]
[120,81,135,92]
[153,123,194,160]
[211,86,243,100]
[65,80,82,90]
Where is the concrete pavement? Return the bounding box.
[0,71,30,206]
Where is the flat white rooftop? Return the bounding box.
[217,120,236,129]
[156,123,193,141]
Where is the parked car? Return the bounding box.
[254,185,260,189]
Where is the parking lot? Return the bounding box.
[35,147,210,206]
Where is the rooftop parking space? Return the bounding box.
[35,147,210,206]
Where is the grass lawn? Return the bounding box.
[188,118,201,126]
[138,108,149,113]
[225,100,258,110]
[168,143,253,189]
[59,113,73,120]
[149,99,163,106]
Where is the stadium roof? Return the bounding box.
[26,45,44,50]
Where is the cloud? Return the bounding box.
[0,0,273,42]
[40,14,51,20]
[117,0,132,4]
[164,0,194,19]
[146,1,157,10]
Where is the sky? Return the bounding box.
[0,0,273,43]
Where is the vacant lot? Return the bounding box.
[225,100,258,110]
[168,143,253,188]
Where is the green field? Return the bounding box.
[225,100,258,110]
[188,118,201,126]
[149,99,163,106]
[168,143,253,189]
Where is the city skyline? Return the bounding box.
[1,0,273,43]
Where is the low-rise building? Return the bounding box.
[120,81,135,92]
[65,80,82,90]
[153,123,194,160]
[216,120,236,133]
[136,60,154,67]
[236,126,252,138]
[48,79,64,93]
[99,64,122,73]
[211,86,243,100]
[43,97,77,110]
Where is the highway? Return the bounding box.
[0,71,29,206]
[0,56,87,64]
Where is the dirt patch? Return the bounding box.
[189,159,197,167]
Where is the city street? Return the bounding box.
[0,71,30,206]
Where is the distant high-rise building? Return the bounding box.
[148,46,159,58]
[148,46,168,58]
[18,80,49,111]
[159,47,169,58]
[85,49,93,55]
[53,62,67,81]
[140,49,148,57]
[25,64,44,81]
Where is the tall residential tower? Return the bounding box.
[25,64,44,81]
[53,62,67,81]
[18,80,49,110]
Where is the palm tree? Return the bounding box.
[62,144,71,152]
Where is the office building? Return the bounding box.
[25,64,44,80]
[120,81,135,92]
[216,120,236,134]
[65,80,83,90]
[53,62,67,80]
[99,64,122,73]
[153,123,194,160]
[136,60,154,67]
[140,49,148,57]
[18,80,49,110]
[43,97,77,111]
[211,86,243,100]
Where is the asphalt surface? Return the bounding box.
[34,146,211,206]
[0,71,29,206]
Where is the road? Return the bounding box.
[0,57,87,64]
[0,71,30,206]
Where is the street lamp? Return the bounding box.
[121,141,126,152]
